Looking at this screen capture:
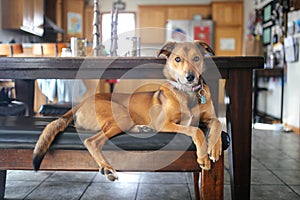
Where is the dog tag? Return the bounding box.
[201,95,206,104]
[198,89,207,104]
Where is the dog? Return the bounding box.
[33,41,223,181]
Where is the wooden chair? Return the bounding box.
[0,44,23,98]
[0,44,23,57]
[32,43,67,57]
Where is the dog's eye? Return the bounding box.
[193,56,200,62]
[175,57,181,62]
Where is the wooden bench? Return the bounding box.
[0,56,264,199]
[0,116,230,199]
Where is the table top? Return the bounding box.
[0,56,264,79]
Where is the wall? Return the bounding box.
[243,0,254,41]
[285,39,300,129]
[284,10,300,131]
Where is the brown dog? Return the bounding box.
[33,41,222,181]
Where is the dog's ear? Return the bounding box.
[157,42,176,58]
[194,40,215,56]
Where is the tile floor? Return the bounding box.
[3,128,300,200]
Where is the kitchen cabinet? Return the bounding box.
[137,5,212,44]
[137,6,167,44]
[1,0,44,36]
[214,26,243,56]
[84,6,94,43]
[212,2,243,26]
[167,7,189,20]
[212,1,243,55]
[167,5,211,20]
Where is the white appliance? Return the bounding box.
[166,20,214,46]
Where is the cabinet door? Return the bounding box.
[84,6,94,43]
[33,0,44,29]
[1,0,24,29]
[22,0,34,29]
[167,6,212,20]
[138,6,166,44]
[1,0,43,36]
[187,6,212,20]
[212,2,243,26]
[214,26,242,56]
[167,7,188,20]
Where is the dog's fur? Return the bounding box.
[33,41,222,181]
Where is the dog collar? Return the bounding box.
[167,80,207,104]
[167,80,202,92]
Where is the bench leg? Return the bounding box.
[0,170,7,199]
[193,172,201,200]
[201,155,224,200]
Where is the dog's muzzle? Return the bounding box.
[186,72,195,83]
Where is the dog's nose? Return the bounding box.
[186,72,195,83]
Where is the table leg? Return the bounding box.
[15,80,35,116]
[193,172,200,200]
[225,69,252,200]
[0,170,7,199]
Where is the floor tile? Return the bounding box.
[93,172,141,183]
[224,170,231,185]
[46,171,96,182]
[139,172,187,184]
[252,148,291,160]
[284,149,300,161]
[251,158,267,170]
[257,158,300,170]
[184,172,195,184]
[272,170,300,185]
[290,186,300,197]
[4,181,41,199]
[224,184,232,200]
[251,170,283,185]
[7,170,53,182]
[187,183,196,200]
[25,181,89,200]
[251,185,300,200]
[137,183,191,200]
[80,182,138,200]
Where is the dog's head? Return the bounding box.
[157,41,214,87]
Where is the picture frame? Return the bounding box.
[263,26,272,46]
[263,2,273,25]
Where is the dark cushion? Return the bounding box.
[0,117,230,151]
[38,103,72,116]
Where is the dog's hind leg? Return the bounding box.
[84,127,121,181]
[84,101,134,181]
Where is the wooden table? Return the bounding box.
[0,56,264,200]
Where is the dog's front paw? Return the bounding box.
[198,155,211,170]
[100,166,118,181]
[208,137,222,162]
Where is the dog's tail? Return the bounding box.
[32,105,79,171]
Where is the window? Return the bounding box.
[101,12,136,56]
